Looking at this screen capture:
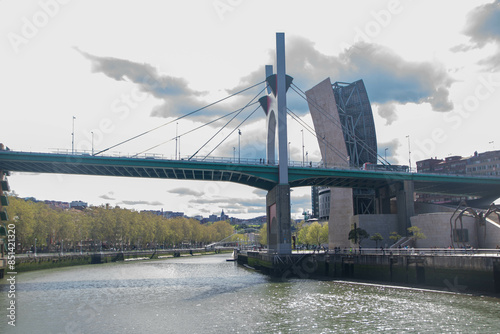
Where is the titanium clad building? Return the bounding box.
[332,80,378,167]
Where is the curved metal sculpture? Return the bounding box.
[450,201,500,247]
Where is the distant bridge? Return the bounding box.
[1,150,499,200]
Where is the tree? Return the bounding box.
[370,233,383,248]
[306,222,322,245]
[389,231,401,245]
[407,226,426,242]
[348,228,369,246]
[259,223,267,246]
[320,223,328,245]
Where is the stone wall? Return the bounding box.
[354,214,399,248]
[411,213,476,248]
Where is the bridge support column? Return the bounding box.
[266,184,292,255]
[329,187,354,249]
[396,180,415,236]
[375,186,392,214]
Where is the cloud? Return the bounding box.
[187,195,266,216]
[452,1,500,71]
[77,35,455,134]
[252,188,267,197]
[99,193,116,200]
[376,102,398,125]
[235,37,455,113]
[75,47,218,118]
[118,200,164,206]
[167,187,204,197]
[291,193,312,209]
[76,47,266,125]
[377,139,401,163]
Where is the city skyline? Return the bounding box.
[1,1,499,218]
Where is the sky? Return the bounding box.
[1,0,500,219]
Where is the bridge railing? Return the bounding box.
[3,148,392,171]
[44,148,330,168]
[328,247,500,257]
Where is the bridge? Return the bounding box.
[1,150,499,198]
[2,33,500,257]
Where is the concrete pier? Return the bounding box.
[237,250,500,295]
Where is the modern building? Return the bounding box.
[44,200,70,210]
[307,78,380,247]
[318,187,331,221]
[311,186,319,219]
[331,80,378,168]
[70,200,88,210]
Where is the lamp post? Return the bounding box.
[71,116,76,154]
[406,135,411,172]
[301,129,305,166]
[34,238,37,257]
[175,122,178,160]
[384,148,388,161]
[238,129,241,163]
[61,239,64,256]
[233,147,236,163]
[91,131,94,155]
[288,142,291,164]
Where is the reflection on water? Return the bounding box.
[1,254,499,333]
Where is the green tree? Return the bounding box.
[407,226,426,242]
[370,232,384,248]
[306,222,322,245]
[320,223,329,245]
[348,227,369,246]
[297,224,308,245]
[259,223,267,246]
[389,231,401,245]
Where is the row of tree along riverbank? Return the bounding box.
[5,196,235,254]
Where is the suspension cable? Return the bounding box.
[201,104,261,161]
[189,86,266,160]
[131,101,260,157]
[287,108,349,165]
[93,80,265,156]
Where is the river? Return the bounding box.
[1,253,500,333]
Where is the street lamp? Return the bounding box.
[91,131,94,155]
[61,239,64,256]
[301,129,305,166]
[233,147,236,163]
[406,135,411,172]
[288,141,291,164]
[384,148,388,161]
[34,238,37,257]
[238,129,241,163]
[71,116,76,154]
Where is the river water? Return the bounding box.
[1,253,500,333]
